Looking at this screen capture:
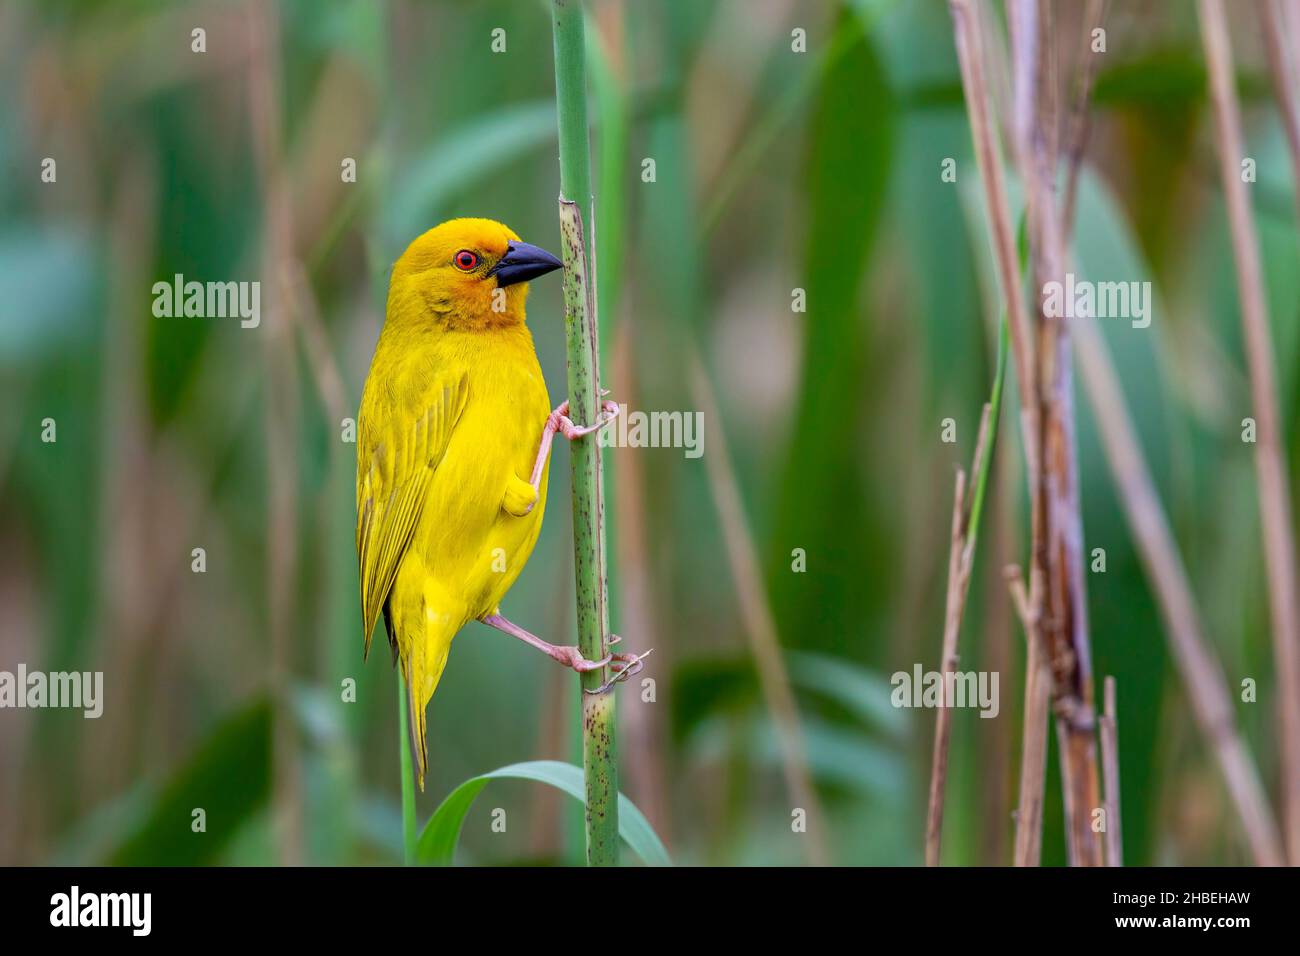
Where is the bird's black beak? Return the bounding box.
[487,240,563,288]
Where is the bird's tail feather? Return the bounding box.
[399,635,452,792]
[401,657,429,790]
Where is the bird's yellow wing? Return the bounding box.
[356,371,469,660]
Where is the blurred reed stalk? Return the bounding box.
[94,159,154,799]
[610,330,671,840]
[551,0,620,867]
[590,1,671,842]
[689,354,829,867]
[1072,298,1284,865]
[1008,573,1051,865]
[248,1,302,866]
[1198,0,1300,865]
[1033,0,1281,865]
[1259,0,1300,231]
[1260,0,1300,851]
[979,420,1020,865]
[1099,676,1121,866]
[1008,0,1103,868]
[1061,0,1108,238]
[948,0,1049,866]
[926,321,1007,865]
[951,0,1104,865]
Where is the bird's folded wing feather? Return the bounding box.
[356,371,469,659]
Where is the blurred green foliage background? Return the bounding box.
[0,0,1296,866]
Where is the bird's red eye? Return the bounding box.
[454,250,479,271]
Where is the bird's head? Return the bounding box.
[389,217,563,329]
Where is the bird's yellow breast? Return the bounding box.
[359,318,547,771]
[405,323,552,619]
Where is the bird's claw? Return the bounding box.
[554,398,620,440]
[553,636,653,693]
[585,646,653,696]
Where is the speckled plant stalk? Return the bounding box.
[552,0,619,867]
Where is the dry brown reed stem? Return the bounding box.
[1291,0,1300,87]
[1054,0,1279,867]
[1072,312,1285,865]
[688,353,828,866]
[612,328,672,842]
[94,165,155,798]
[979,468,1016,865]
[948,0,1053,866]
[926,406,993,866]
[290,262,347,430]
[926,470,969,867]
[1100,676,1122,866]
[1199,0,1300,865]
[1260,0,1300,229]
[949,0,1039,418]
[1007,564,1050,865]
[1009,0,1103,868]
[1062,0,1109,237]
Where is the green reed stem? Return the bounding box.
[552,0,619,867]
[398,670,416,865]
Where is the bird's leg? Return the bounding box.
[479,613,650,689]
[526,396,620,491]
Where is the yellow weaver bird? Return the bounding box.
[356,218,645,787]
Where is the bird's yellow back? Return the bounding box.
[356,218,554,785]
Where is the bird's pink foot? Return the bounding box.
[547,643,612,672]
[480,615,651,693]
[526,397,620,488]
[551,398,620,441]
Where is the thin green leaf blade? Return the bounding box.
[414,760,670,867]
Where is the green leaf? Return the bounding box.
[786,651,907,739]
[768,7,897,662]
[687,713,907,802]
[414,760,670,867]
[105,698,271,866]
[670,653,905,743]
